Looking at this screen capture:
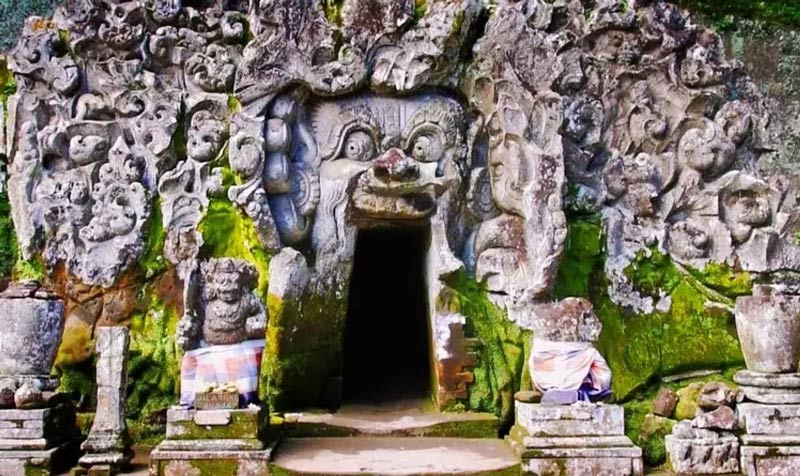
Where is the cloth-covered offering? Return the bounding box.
[180,339,264,407]
[530,338,612,402]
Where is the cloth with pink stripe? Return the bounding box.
[180,339,265,408]
[530,338,612,402]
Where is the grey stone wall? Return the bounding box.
[719,22,800,175]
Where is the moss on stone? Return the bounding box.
[679,0,800,30]
[55,358,96,409]
[440,270,530,429]
[169,409,265,440]
[125,286,181,443]
[263,287,347,410]
[0,185,17,282]
[554,217,745,401]
[140,197,167,279]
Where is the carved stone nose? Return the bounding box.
[373,148,419,182]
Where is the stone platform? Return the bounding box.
[0,401,82,476]
[738,401,800,476]
[510,402,643,476]
[150,406,271,476]
[284,399,499,438]
[271,437,521,476]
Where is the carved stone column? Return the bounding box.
[78,326,133,475]
[734,286,800,476]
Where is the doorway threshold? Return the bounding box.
[283,398,499,439]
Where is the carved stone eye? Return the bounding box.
[411,134,442,162]
[342,131,375,161]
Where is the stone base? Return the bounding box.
[735,371,800,404]
[665,434,740,474]
[78,449,134,473]
[741,444,800,476]
[514,436,643,476]
[511,403,641,476]
[149,446,274,476]
[0,437,81,476]
[0,402,77,442]
[165,406,267,441]
[514,401,624,437]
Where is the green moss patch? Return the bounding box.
[441,270,530,429]
[679,0,800,30]
[125,286,182,445]
[554,217,746,400]
[264,286,347,410]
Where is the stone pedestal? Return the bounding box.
[736,370,800,476]
[509,401,643,476]
[149,406,274,476]
[0,398,82,476]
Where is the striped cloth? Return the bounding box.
[180,339,265,408]
[530,338,612,402]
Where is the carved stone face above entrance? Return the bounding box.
[309,94,467,221]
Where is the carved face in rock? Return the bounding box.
[187,110,228,162]
[203,258,258,303]
[310,93,467,220]
[677,121,735,178]
[722,188,773,244]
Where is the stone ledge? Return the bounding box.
[0,436,81,476]
[521,456,643,476]
[738,403,800,435]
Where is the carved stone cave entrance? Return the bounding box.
[342,225,433,404]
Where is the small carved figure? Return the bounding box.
[177,258,267,349]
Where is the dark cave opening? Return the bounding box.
[342,226,433,404]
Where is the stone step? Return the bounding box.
[284,400,499,438]
[270,437,521,476]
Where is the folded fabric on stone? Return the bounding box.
[530,338,612,402]
[180,339,265,407]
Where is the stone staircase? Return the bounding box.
[270,399,522,476]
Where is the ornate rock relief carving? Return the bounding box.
[5,0,800,407]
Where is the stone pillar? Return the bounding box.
[0,281,81,476]
[78,326,133,475]
[734,286,800,476]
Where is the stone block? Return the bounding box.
[694,406,737,430]
[517,436,643,476]
[515,402,624,437]
[741,445,800,476]
[0,436,81,476]
[735,371,800,404]
[165,407,266,440]
[652,388,678,417]
[149,446,274,476]
[0,403,76,443]
[665,433,739,474]
[738,403,800,435]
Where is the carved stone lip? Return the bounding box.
[352,191,437,220]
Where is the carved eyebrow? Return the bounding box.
[329,122,380,160]
[400,99,464,146]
